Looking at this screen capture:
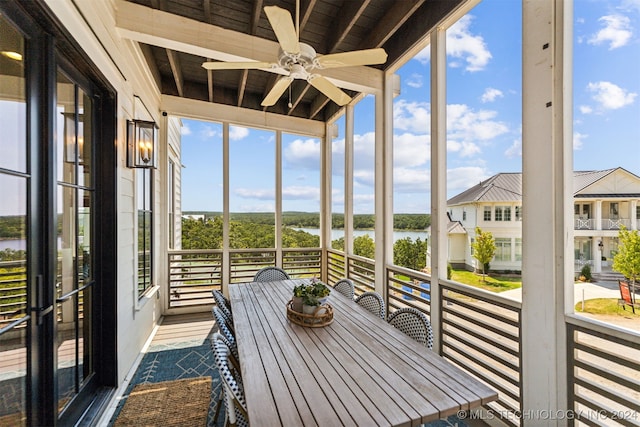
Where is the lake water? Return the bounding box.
[292,228,428,242]
[0,228,429,251]
[0,239,26,251]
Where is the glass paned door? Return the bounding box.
[55,70,95,416]
[0,14,28,426]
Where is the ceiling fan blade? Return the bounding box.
[262,76,294,106]
[308,75,351,106]
[202,61,276,70]
[315,48,388,69]
[264,6,300,54]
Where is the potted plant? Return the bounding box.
[302,294,321,315]
[291,283,307,312]
[310,278,331,304]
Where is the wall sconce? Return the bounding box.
[63,112,84,164]
[598,240,604,251]
[127,119,157,168]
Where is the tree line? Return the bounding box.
[183,212,431,230]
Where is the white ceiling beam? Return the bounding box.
[161,94,325,137]
[115,0,383,93]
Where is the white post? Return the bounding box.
[430,27,446,351]
[521,0,572,425]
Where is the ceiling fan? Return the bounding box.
[201,2,387,107]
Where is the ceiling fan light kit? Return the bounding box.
[202,4,387,108]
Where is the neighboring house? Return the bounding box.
[441,168,640,273]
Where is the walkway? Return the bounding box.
[500,280,639,332]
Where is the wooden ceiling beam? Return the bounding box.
[358,0,426,49]
[203,0,212,24]
[166,49,184,97]
[326,0,371,53]
[309,94,330,120]
[250,0,264,34]
[115,0,384,93]
[238,70,249,107]
[206,59,214,102]
[287,83,310,116]
[299,0,318,33]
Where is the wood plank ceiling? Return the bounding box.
[125,0,464,122]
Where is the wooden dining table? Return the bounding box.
[228,278,498,426]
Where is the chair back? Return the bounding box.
[212,289,233,320]
[387,307,434,349]
[333,279,355,300]
[212,306,237,352]
[253,266,290,282]
[212,333,249,427]
[355,291,385,319]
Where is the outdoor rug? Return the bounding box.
[113,377,211,426]
[108,339,223,427]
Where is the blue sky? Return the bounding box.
[180,0,640,214]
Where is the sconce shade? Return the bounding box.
[127,119,157,168]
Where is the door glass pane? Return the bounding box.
[0,174,28,427]
[78,189,92,284]
[56,185,76,411]
[57,72,76,185]
[0,16,26,173]
[0,15,28,424]
[78,90,92,188]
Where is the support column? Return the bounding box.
[222,122,230,291]
[275,130,283,267]
[521,0,572,424]
[430,27,446,351]
[630,200,637,230]
[345,106,354,256]
[321,123,333,283]
[596,200,602,230]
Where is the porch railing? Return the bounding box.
[386,264,431,314]
[603,218,631,230]
[439,279,523,427]
[168,249,222,308]
[566,315,640,426]
[167,248,323,308]
[326,249,375,294]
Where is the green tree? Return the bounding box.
[471,227,495,281]
[393,237,428,271]
[612,226,640,295]
[353,235,375,259]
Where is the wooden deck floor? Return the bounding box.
[150,311,216,346]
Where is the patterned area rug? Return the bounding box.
[113,377,211,426]
[108,339,223,427]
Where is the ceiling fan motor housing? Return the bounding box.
[278,42,317,72]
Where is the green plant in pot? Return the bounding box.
[310,279,330,304]
[291,283,307,312]
[302,294,320,315]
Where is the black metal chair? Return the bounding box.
[211,332,249,427]
[387,307,434,349]
[253,266,290,282]
[333,278,355,300]
[212,289,233,320]
[355,291,385,319]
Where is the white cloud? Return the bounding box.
[284,138,321,169]
[621,0,640,13]
[446,15,492,72]
[229,125,250,140]
[481,87,504,103]
[579,105,593,114]
[181,124,192,135]
[447,167,492,195]
[393,132,430,168]
[587,81,637,110]
[282,186,320,200]
[394,100,430,133]
[236,202,274,212]
[393,167,430,193]
[505,140,522,158]
[447,103,509,142]
[447,139,482,157]
[573,132,587,150]
[406,73,423,88]
[234,187,273,199]
[588,15,633,49]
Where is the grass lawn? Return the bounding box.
[575,298,640,316]
[451,269,521,293]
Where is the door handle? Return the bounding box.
[31,274,54,325]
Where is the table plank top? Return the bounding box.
[229,278,497,426]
